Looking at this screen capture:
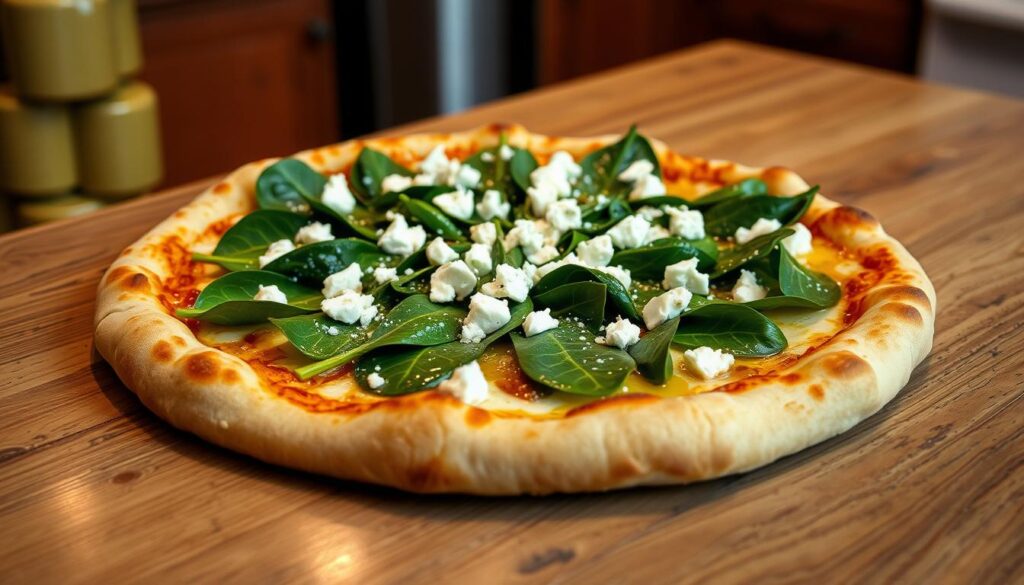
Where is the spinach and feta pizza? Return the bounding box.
[94,125,935,494]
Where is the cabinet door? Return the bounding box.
[139,0,338,186]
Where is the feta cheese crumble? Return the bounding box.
[463,243,493,275]
[575,234,614,267]
[664,206,706,240]
[480,263,532,302]
[606,215,651,249]
[366,372,386,389]
[596,316,641,349]
[258,239,295,268]
[683,346,735,379]
[432,187,475,221]
[322,262,364,297]
[437,360,489,405]
[617,159,666,200]
[378,213,426,257]
[522,308,558,336]
[642,286,692,329]
[782,223,813,256]
[476,189,510,220]
[734,217,782,244]
[461,293,511,343]
[470,221,497,246]
[321,291,377,326]
[426,237,459,266]
[732,269,767,303]
[294,221,334,245]
[429,260,477,303]
[380,174,413,194]
[545,198,583,233]
[322,174,356,214]
[253,284,288,304]
[662,258,709,295]
[373,266,399,284]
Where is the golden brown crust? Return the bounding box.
[94,125,936,494]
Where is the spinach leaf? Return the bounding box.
[192,210,308,271]
[255,158,324,212]
[532,264,641,322]
[577,125,660,198]
[703,186,818,237]
[353,299,533,395]
[690,178,768,208]
[509,147,539,194]
[673,302,787,357]
[610,236,718,278]
[511,319,635,396]
[710,228,794,279]
[350,147,413,203]
[269,313,369,360]
[399,194,465,240]
[745,247,840,310]
[582,196,632,234]
[176,270,321,325]
[295,294,465,379]
[556,230,589,258]
[263,238,390,287]
[629,316,679,384]
[303,194,379,240]
[532,281,607,330]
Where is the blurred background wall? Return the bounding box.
[2,0,1022,195]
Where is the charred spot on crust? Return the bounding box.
[185,352,220,382]
[151,340,173,362]
[870,285,931,310]
[212,182,232,195]
[565,394,660,417]
[881,302,923,325]
[809,384,825,401]
[126,272,150,291]
[827,205,879,230]
[465,407,491,427]
[821,351,872,380]
[171,335,187,347]
[221,369,241,383]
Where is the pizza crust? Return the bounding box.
[94,125,935,494]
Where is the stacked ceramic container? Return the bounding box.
[0,0,161,230]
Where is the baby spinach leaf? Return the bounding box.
[176,270,321,325]
[263,238,390,287]
[269,313,369,360]
[399,194,465,240]
[703,186,818,237]
[629,316,679,384]
[690,178,768,208]
[255,158,324,212]
[710,228,794,279]
[532,264,641,322]
[532,281,607,330]
[303,195,379,240]
[556,230,589,258]
[577,125,660,198]
[192,210,308,271]
[350,147,413,203]
[509,147,538,194]
[511,319,635,396]
[353,299,533,395]
[463,135,513,194]
[582,197,632,234]
[295,294,465,379]
[745,247,840,310]
[610,236,718,278]
[673,302,787,357]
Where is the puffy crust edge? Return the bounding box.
[94,124,936,494]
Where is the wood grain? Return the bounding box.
[1,41,1022,584]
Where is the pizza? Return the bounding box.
[94,124,935,494]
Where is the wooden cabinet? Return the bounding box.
[138,0,338,186]
[538,0,921,85]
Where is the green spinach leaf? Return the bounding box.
[690,178,768,208]
[673,302,787,357]
[350,147,413,203]
[263,238,390,287]
[192,210,308,271]
[532,264,641,322]
[508,147,539,194]
[269,313,369,360]
[400,194,465,240]
[577,125,660,198]
[610,236,718,278]
[176,270,321,325]
[255,158,324,212]
[511,319,635,396]
[629,316,679,384]
[703,186,817,237]
[532,281,607,330]
[710,228,794,279]
[745,247,840,310]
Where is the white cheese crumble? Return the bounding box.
[617,160,654,182]
[643,286,692,329]
[426,237,459,266]
[522,308,558,336]
[366,372,386,389]
[735,217,782,244]
[461,293,511,343]
[258,239,295,268]
[253,284,288,304]
[683,346,735,379]
[476,189,510,220]
[545,198,582,233]
[664,206,706,240]
[373,266,399,284]
[417,145,459,185]
[321,291,377,326]
[294,221,334,245]
[432,187,475,221]
[782,222,813,256]
[575,234,614,267]
[429,260,477,303]
[437,360,489,405]
[596,316,641,349]
[463,243,493,275]
[595,264,632,289]
[527,150,581,215]
[635,206,665,221]
[470,221,497,246]
[533,252,585,283]
[732,269,767,302]
[617,159,666,200]
[646,224,671,243]
[662,258,709,295]
[322,174,356,214]
[499,144,515,160]
[380,174,413,194]
[527,184,558,216]
[480,263,532,302]
[454,165,482,189]
[322,262,364,297]
[606,215,651,249]
[378,213,426,257]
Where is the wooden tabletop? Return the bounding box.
[2,40,1022,583]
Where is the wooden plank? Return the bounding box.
[1,40,1021,583]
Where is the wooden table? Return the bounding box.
[2,41,1022,583]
